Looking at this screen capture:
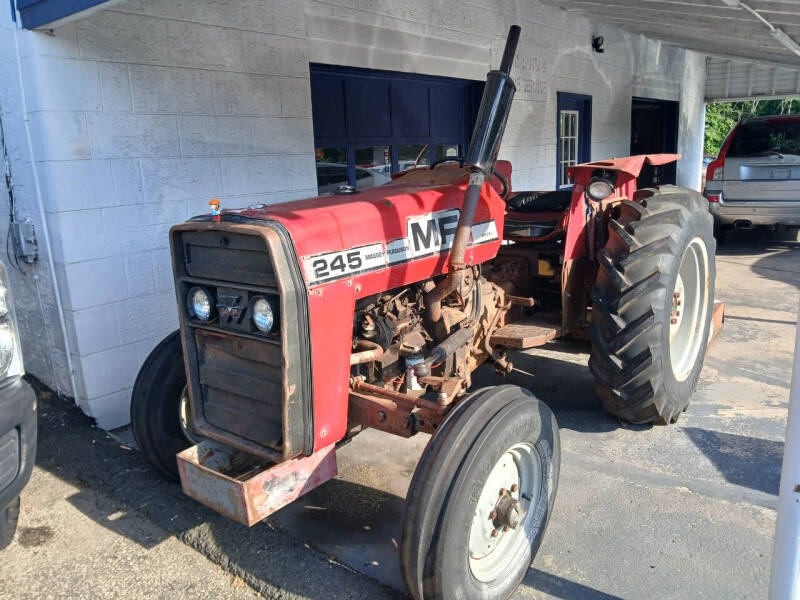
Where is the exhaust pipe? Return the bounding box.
[734,219,753,229]
[426,25,520,323]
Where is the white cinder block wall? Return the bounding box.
[0,17,74,399]
[0,0,706,429]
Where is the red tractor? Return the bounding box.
[131,26,717,600]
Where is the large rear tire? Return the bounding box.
[589,186,716,425]
[400,385,560,600]
[130,331,197,481]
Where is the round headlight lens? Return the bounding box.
[0,282,7,318]
[0,322,15,375]
[586,178,615,201]
[190,288,213,321]
[252,297,274,333]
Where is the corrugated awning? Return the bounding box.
[540,0,800,69]
[706,57,800,100]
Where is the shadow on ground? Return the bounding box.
[473,338,650,435]
[683,427,783,496]
[32,380,623,600]
[718,228,800,295]
[524,569,624,600]
[716,227,799,258]
[31,382,402,599]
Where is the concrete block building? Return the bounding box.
[0,0,791,430]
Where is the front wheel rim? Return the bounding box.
[178,387,202,444]
[468,442,543,583]
[669,237,710,382]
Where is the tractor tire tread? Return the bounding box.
[589,186,715,424]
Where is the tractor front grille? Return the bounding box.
[170,220,313,461]
[182,230,276,287]
[195,329,283,448]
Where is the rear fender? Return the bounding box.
[560,153,681,332]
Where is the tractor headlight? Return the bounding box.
[187,287,215,321]
[251,296,277,333]
[586,177,615,202]
[0,262,23,379]
[0,322,14,374]
[0,284,7,319]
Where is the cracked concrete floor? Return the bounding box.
[0,228,796,599]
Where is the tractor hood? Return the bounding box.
[222,166,507,289]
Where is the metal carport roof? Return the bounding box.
[540,1,800,101]
[540,0,800,68]
[706,56,800,100]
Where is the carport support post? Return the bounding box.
[769,307,800,600]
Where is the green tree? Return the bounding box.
[704,98,800,156]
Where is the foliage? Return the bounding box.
[704,98,800,156]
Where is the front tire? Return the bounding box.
[400,385,560,600]
[130,331,195,481]
[0,496,20,550]
[589,186,716,424]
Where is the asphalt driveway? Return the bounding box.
[1,228,796,599]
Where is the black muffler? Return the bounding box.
[465,25,520,177]
[426,25,520,324]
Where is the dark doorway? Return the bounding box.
[630,97,679,187]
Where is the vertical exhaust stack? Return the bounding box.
[464,24,520,182]
[426,25,520,323]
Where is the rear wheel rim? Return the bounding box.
[468,442,543,583]
[669,237,710,382]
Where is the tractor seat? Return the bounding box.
[506,188,573,213]
[503,188,573,240]
[504,211,563,239]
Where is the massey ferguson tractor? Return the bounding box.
[130,26,717,600]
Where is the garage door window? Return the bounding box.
[354,145,391,190]
[398,144,430,172]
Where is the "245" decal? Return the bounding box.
[301,243,386,284]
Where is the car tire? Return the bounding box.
[130,331,195,481]
[400,385,560,600]
[0,496,20,550]
[589,186,716,425]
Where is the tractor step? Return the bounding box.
[177,440,337,527]
[709,301,725,346]
[490,313,561,349]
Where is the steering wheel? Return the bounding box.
[430,157,510,201]
[430,157,467,169]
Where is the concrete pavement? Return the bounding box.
[0,228,796,599]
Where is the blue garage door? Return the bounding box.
[310,64,484,193]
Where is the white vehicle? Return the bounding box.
[316,162,391,193]
[705,115,800,237]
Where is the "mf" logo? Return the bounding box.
[408,209,460,255]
